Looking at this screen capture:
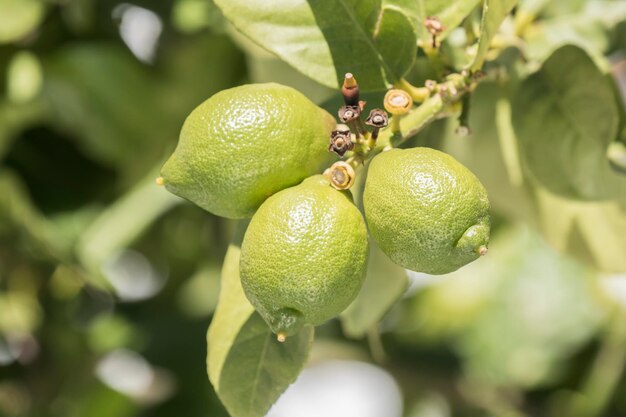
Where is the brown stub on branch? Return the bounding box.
[338,105,362,123]
[342,73,360,106]
[365,109,389,140]
[424,16,444,48]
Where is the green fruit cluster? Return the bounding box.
[160,82,490,339]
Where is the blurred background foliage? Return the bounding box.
[0,1,626,417]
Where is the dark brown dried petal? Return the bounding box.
[328,129,354,157]
[338,105,361,123]
[365,109,389,128]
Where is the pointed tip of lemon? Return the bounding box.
[155,176,165,186]
[478,245,488,256]
[276,332,287,343]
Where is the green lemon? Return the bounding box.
[160,83,336,218]
[240,175,369,338]
[363,147,490,275]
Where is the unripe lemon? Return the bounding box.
[160,83,336,218]
[240,175,369,338]
[363,147,490,275]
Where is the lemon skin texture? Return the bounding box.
[240,175,369,337]
[160,83,336,219]
[363,147,490,275]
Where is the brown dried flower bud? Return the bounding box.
[338,105,361,123]
[365,109,389,140]
[328,129,354,157]
[365,109,389,128]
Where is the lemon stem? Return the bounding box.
[276,332,287,343]
[374,74,471,155]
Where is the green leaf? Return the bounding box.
[207,227,314,417]
[0,0,45,43]
[375,7,418,80]
[417,0,482,41]
[341,241,408,338]
[442,81,535,223]
[470,0,518,71]
[512,45,626,200]
[42,44,172,177]
[214,0,416,91]
[535,187,626,273]
[522,1,626,64]
[410,226,606,388]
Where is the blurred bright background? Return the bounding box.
[1,1,626,417]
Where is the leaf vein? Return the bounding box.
[247,331,272,416]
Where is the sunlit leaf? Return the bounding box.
[214,0,416,90]
[512,45,626,200]
[207,226,314,417]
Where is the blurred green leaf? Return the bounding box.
[77,171,181,277]
[523,1,626,64]
[0,100,46,160]
[470,0,518,71]
[457,227,606,388]
[442,80,535,222]
[42,44,172,177]
[7,51,43,104]
[160,33,247,118]
[608,141,626,173]
[341,241,407,338]
[410,226,606,388]
[535,186,626,273]
[512,45,626,200]
[177,263,221,318]
[87,314,137,354]
[207,230,314,417]
[0,169,66,258]
[0,0,45,43]
[0,291,42,334]
[214,0,416,90]
[172,0,225,33]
